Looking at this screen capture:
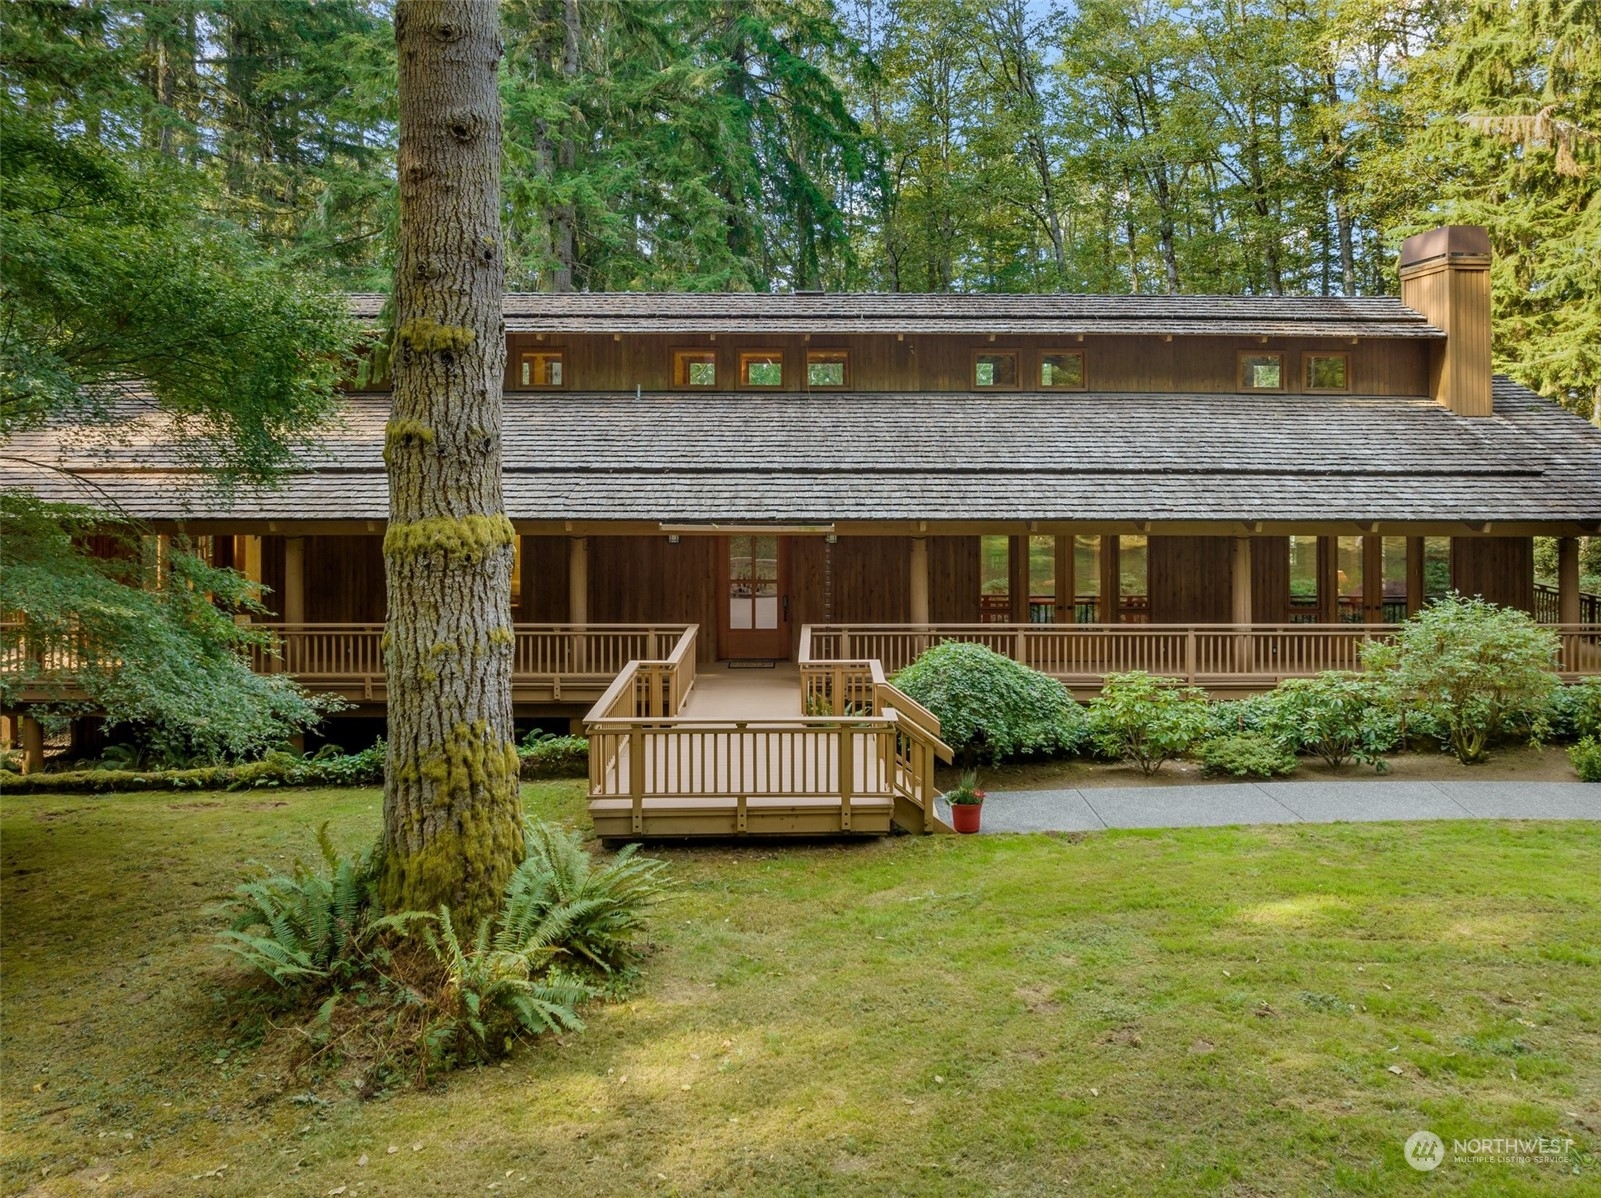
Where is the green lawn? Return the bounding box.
[3,784,1598,1196]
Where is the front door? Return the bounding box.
[720,535,790,659]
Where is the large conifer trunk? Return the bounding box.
[381,0,521,923]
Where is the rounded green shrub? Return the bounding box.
[1086,671,1212,776]
[892,641,1086,763]
[1196,731,1298,779]
[1570,737,1601,782]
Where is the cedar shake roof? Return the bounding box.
[346,292,1446,340]
[6,379,1598,526]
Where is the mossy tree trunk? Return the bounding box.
[381,0,522,926]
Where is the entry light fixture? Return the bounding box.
[826,533,838,544]
[667,534,680,545]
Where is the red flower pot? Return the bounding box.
[950,802,983,834]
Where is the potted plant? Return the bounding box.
[945,771,986,834]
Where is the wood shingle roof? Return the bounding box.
[345,292,1446,340]
[5,379,1597,527]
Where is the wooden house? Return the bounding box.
[5,225,1600,835]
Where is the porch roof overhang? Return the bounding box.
[4,378,1598,533]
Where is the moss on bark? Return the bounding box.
[383,513,515,564]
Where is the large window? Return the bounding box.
[1238,351,1285,392]
[979,534,1009,621]
[739,350,784,388]
[1289,535,1319,621]
[1337,535,1364,622]
[1074,534,1101,622]
[1039,350,1086,390]
[972,350,1019,389]
[1120,534,1149,622]
[673,349,717,388]
[805,349,848,388]
[1304,351,1351,392]
[518,350,564,389]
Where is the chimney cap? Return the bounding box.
[1399,225,1491,269]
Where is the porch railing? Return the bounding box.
[1534,584,1601,626]
[799,622,1601,684]
[1,622,696,699]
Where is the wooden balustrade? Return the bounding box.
[801,622,1601,686]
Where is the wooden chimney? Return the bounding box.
[1398,225,1493,416]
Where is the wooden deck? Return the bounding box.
[584,652,953,841]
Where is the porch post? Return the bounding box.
[1008,534,1029,623]
[1100,535,1120,623]
[909,537,930,626]
[1233,536,1254,671]
[1362,534,1384,623]
[1317,536,1339,623]
[1558,537,1581,625]
[1054,535,1073,624]
[1406,536,1426,617]
[568,536,589,625]
[283,537,305,625]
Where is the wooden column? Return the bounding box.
[1233,536,1254,672]
[1317,536,1339,623]
[909,537,930,626]
[568,536,589,625]
[283,537,306,625]
[1100,535,1120,623]
[1054,535,1073,624]
[20,714,44,774]
[1362,534,1384,623]
[1008,535,1029,623]
[1558,537,1581,625]
[1406,536,1426,617]
[1232,537,1254,624]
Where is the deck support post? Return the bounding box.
[1406,536,1426,617]
[20,714,44,774]
[1232,536,1253,673]
[838,728,853,832]
[1054,535,1073,624]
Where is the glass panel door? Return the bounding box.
[722,536,789,659]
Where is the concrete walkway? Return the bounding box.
[941,780,1600,833]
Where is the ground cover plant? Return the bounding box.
[894,640,1086,763]
[1194,730,1298,778]
[3,783,1597,1195]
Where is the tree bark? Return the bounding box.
[382,0,521,926]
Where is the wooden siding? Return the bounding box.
[588,535,721,662]
[1252,536,1291,624]
[930,536,981,623]
[305,536,385,623]
[831,536,911,624]
[1148,536,1234,623]
[260,535,286,621]
[789,537,828,655]
[518,535,570,622]
[503,333,1430,397]
[1452,536,1534,613]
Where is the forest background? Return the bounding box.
[3,0,1597,415]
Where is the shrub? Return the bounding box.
[2,740,387,793]
[1362,595,1560,764]
[1571,738,1601,783]
[892,641,1086,763]
[1548,679,1601,743]
[517,732,589,780]
[1257,672,1396,771]
[1087,671,1212,775]
[1195,732,1298,779]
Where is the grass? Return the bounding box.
[3,783,1598,1195]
